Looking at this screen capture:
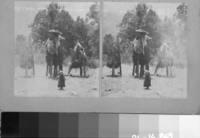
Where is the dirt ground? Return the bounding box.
[14,64,99,97]
[14,63,187,99]
[102,64,187,98]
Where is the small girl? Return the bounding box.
[144,70,151,89]
[58,71,65,90]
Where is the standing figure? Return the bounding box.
[67,41,87,77]
[58,71,65,90]
[154,42,173,77]
[132,29,152,78]
[45,29,65,78]
[143,70,151,89]
[73,41,83,61]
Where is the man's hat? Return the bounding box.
[136,29,149,35]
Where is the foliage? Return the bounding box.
[117,3,162,59]
[15,34,36,68]
[174,3,187,23]
[29,2,75,57]
[87,58,99,69]
[28,2,99,60]
[85,3,100,58]
[160,3,187,65]
[15,34,27,55]
[74,16,90,56]
[118,39,133,64]
[86,3,99,25]
[102,2,187,68]
[103,34,115,56]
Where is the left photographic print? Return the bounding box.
[14,1,100,97]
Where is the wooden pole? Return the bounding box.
[118,42,122,76]
[119,57,122,76]
[25,50,28,78]
[112,56,115,77]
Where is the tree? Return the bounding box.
[29,2,75,57]
[173,3,187,60]
[117,3,162,62]
[103,34,114,56]
[47,2,60,25]
[118,9,138,41]
[29,2,100,59]
[15,34,27,55]
[85,3,100,58]
[174,3,187,23]
[54,9,75,55]
[74,16,91,57]
[158,3,187,64]
[86,3,99,25]
[29,9,51,43]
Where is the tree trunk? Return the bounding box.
[166,66,169,77]
[80,66,82,77]
[118,46,122,76]
[119,60,122,76]
[170,65,172,77]
[25,54,28,78]
[112,62,115,77]
[111,56,115,77]
[83,64,86,77]
[32,55,35,77]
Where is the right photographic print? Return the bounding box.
[102,2,187,98]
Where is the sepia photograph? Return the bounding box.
[14,1,100,97]
[102,2,187,98]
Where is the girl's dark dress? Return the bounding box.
[58,73,65,89]
[144,72,151,88]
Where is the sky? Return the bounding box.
[102,2,182,36]
[104,2,180,19]
[15,1,182,37]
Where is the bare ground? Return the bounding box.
[14,64,99,97]
[14,63,187,98]
[102,64,187,98]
